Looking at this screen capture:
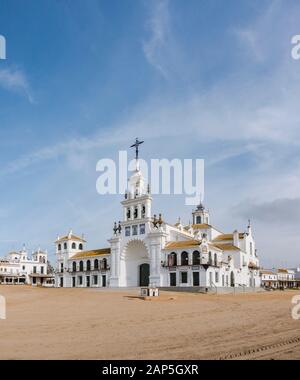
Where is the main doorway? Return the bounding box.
[139,263,150,286]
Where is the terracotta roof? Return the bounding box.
[56,234,86,243]
[164,240,201,250]
[71,248,111,259]
[211,243,240,251]
[277,268,288,273]
[213,233,245,242]
[192,223,211,229]
[260,270,276,275]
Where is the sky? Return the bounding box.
[0,0,300,268]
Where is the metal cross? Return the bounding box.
[130,138,144,160]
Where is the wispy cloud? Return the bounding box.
[0,67,34,103]
[143,0,170,78]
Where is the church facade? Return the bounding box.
[55,141,260,290]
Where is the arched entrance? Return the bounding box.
[121,240,150,287]
[230,271,235,287]
[140,263,150,286]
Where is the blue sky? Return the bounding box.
[0,0,300,267]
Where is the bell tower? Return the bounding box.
[192,200,210,225]
[121,138,152,225]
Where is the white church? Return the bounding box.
[55,140,260,290]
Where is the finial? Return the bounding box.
[130,138,144,171]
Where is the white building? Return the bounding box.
[56,141,261,290]
[0,247,54,286]
[260,270,278,288]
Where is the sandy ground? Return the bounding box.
[0,285,300,360]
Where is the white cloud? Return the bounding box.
[0,67,34,103]
[142,0,170,78]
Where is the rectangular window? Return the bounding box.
[41,266,44,274]
[139,224,145,234]
[60,263,63,273]
[132,225,138,235]
[215,272,219,283]
[93,275,98,285]
[125,226,131,237]
[181,272,188,284]
[196,216,201,224]
[33,266,37,274]
[78,276,83,285]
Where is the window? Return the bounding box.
[132,225,138,235]
[41,267,44,274]
[86,260,91,271]
[134,206,138,219]
[58,244,61,251]
[168,252,177,266]
[72,242,76,249]
[60,263,63,273]
[22,266,25,271]
[208,251,212,265]
[101,258,107,270]
[181,272,188,284]
[64,242,67,250]
[181,252,189,266]
[78,276,83,285]
[125,226,131,237]
[139,224,145,235]
[72,262,76,272]
[192,251,200,265]
[79,261,84,271]
[79,243,83,250]
[94,259,99,270]
[196,216,201,224]
[93,275,98,285]
[127,208,131,219]
[214,253,218,266]
[142,205,146,218]
[215,272,219,283]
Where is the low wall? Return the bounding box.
[159,286,265,294]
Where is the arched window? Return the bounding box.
[79,243,83,250]
[79,261,84,271]
[208,251,212,265]
[72,242,76,249]
[87,260,91,271]
[101,258,107,270]
[127,208,131,219]
[58,244,61,251]
[94,259,99,270]
[168,252,177,266]
[192,251,200,265]
[72,262,76,272]
[214,253,218,266]
[196,216,201,224]
[181,251,189,266]
[64,242,67,250]
[134,206,138,219]
[142,205,146,218]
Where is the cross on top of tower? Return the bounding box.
[130,138,144,161]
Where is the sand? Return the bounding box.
[0,285,300,360]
